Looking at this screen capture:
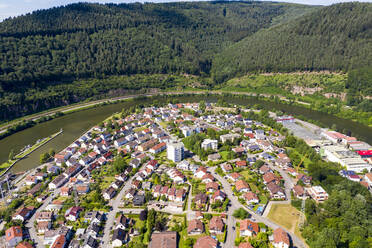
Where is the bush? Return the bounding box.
[233,208,250,219]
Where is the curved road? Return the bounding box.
[208,167,306,248]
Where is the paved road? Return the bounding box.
[26,189,61,248]
[209,167,306,248]
[101,163,146,247]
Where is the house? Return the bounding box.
[211,190,226,203]
[35,211,53,223]
[177,160,190,171]
[37,221,52,234]
[202,173,215,184]
[208,153,221,161]
[16,242,34,248]
[201,139,218,150]
[209,216,224,234]
[28,183,42,197]
[307,186,328,203]
[240,219,259,237]
[267,182,285,200]
[65,206,83,221]
[85,211,104,224]
[188,219,204,235]
[60,186,72,197]
[44,226,71,246]
[83,236,98,248]
[220,163,233,173]
[5,226,23,247]
[114,137,127,147]
[129,158,141,168]
[149,142,167,154]
[45,200,63,212]
[131,180,141,189]
[133,195,145,206]
[112,228,128,247]
[194,193,208,205]
[232,147,245,155]
[195,167,208,179]
[194,236,218,248]
[263,172,278,185]
[239,242,254,248]
[243,192,259,204]
[235,180,250,193]
[148,231,178,248]
[49,174,67,190]
[273,228,290,248]
[227,172,242,182]
[292,185,307,199]
[51,235,66,248]
[111,180,124,190]
[12,207,34,222]
[103,187,117,200]
[206,182,219,192]
[76,185,90,195]
[175,189,186,202]
[236,160,247,168]
[25,175,38,186]
[116,214,129,229]
[364,173,372,186]
[296,173,312,185]
[259,165,271,174]
[86,223,100,238]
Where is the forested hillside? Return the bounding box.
[0,1,317,120]
[212,2,372,83]
[0,1,312,91]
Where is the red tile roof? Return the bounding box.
[6,226,23,241]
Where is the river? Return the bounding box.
[0,94,371,173]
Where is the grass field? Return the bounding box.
[267,204,306,243]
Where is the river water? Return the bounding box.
[0,94,371,173]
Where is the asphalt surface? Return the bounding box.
[209,167,306,248]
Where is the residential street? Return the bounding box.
[101,164,145,247]
[209,167,306,248]
[26,189,61,248]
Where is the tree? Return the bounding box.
[233,208,250,219]
[199,100,206,112]
[49,148,55,157]
[140,209,148,221]
[204,213,213,220]
[40,152,50,164]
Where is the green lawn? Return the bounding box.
[240,170,253,181]
[267,204,305,243]
[100,176,115,191]
[248,182,260,194]
[219,151,230,161]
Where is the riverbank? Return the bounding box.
[1,93,372,173]
[0,130,63,177]
[2,89,371,142]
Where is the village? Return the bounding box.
[1,101,371,248]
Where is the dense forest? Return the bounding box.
[284,136,372,248]
[0,1,317,120]
[211,2,372,82]
[0,1,372,120]
[0,2,312,90]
